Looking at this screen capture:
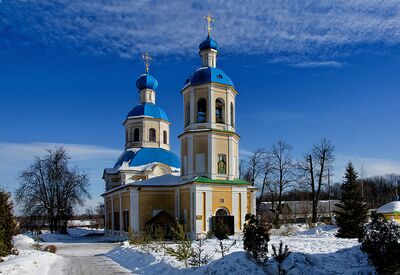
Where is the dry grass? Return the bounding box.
[43,244,57,253]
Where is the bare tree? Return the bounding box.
[256,155,273,210]
[239,159,251,181]
[270,141,295,224]
[16,147,91,233]
[298,138,334,223]
[247,149,267,186]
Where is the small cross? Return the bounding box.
[142,52,152,73]
[204,15,214,36]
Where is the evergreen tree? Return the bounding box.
[0,188,17,257]
[334,162,368,238]
[360,212,400,274]
[243,214,270,264]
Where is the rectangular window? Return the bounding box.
[183,209,188,225]
[114,211,120,231]
[123,210,129,232]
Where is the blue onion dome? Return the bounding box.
[126,103,169,122]
[199,35,218,51]
[114,147,180,169]
[136,73,158,91]
[184,67,234,88]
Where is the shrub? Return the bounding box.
[32,240,42,250]
[360,213,400,274]
[243,214,270,264]
[165,223,193,267]
[154,225,166,243]
[205,230,214,239]
[128,229,151,246]
[213,218,235,257]
[43,244,57,253]
[0,189,17,257]
[189,237,213,267]
[272,241,290,275]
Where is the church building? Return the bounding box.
[102,17,257,238]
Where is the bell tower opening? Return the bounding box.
[215,98,225,124]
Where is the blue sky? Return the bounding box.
[1,0,400,212]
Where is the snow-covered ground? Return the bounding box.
[32,227,124,243]
[0,225,376,275]
[106,225,375,275]
[0,235,63,275]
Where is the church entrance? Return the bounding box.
[211,208,234,235]
[216,208,229,216]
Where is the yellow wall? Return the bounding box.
[179,188,191,232]
[121,193,130,231]
[383,213,400,223]
[247,191,251,214]
[194,135,208,173]
[121,192,130,210]
[138,189,176,230]
[181,138,188,175]
[113,196,120,211]
[212,187,232,215]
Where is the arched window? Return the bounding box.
[149,128,156,142]
[163,130,168,144]
[216,208,229,216]
[215,98,225,124]
[197,98,207,123]
[230,102,234,127]
[133,128,140,142]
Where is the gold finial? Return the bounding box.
[204,14,214,36]
[142,52,152,73]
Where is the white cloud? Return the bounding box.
[1,0,400,63]
[292,61,345,68]
[334,154,400,181]
[0,142,121,213]
[239,148,400,182]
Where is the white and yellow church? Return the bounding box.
[102,18,256,238]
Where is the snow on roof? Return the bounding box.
[128,174,185,187]
[102,174,187,195]
[105,162,180,174]
[377,201,400,214]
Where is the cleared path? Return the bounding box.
[50,243,132,275]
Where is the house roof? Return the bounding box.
[377,201,400,214]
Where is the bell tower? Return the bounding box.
[180,16,239,181]
[124,53,171,151]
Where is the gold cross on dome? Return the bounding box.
[204,14,214,36]
[142,52,152,73]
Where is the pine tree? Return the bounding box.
[243,214,270,264]
[0,188,17,257]
[334,162,368,238]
